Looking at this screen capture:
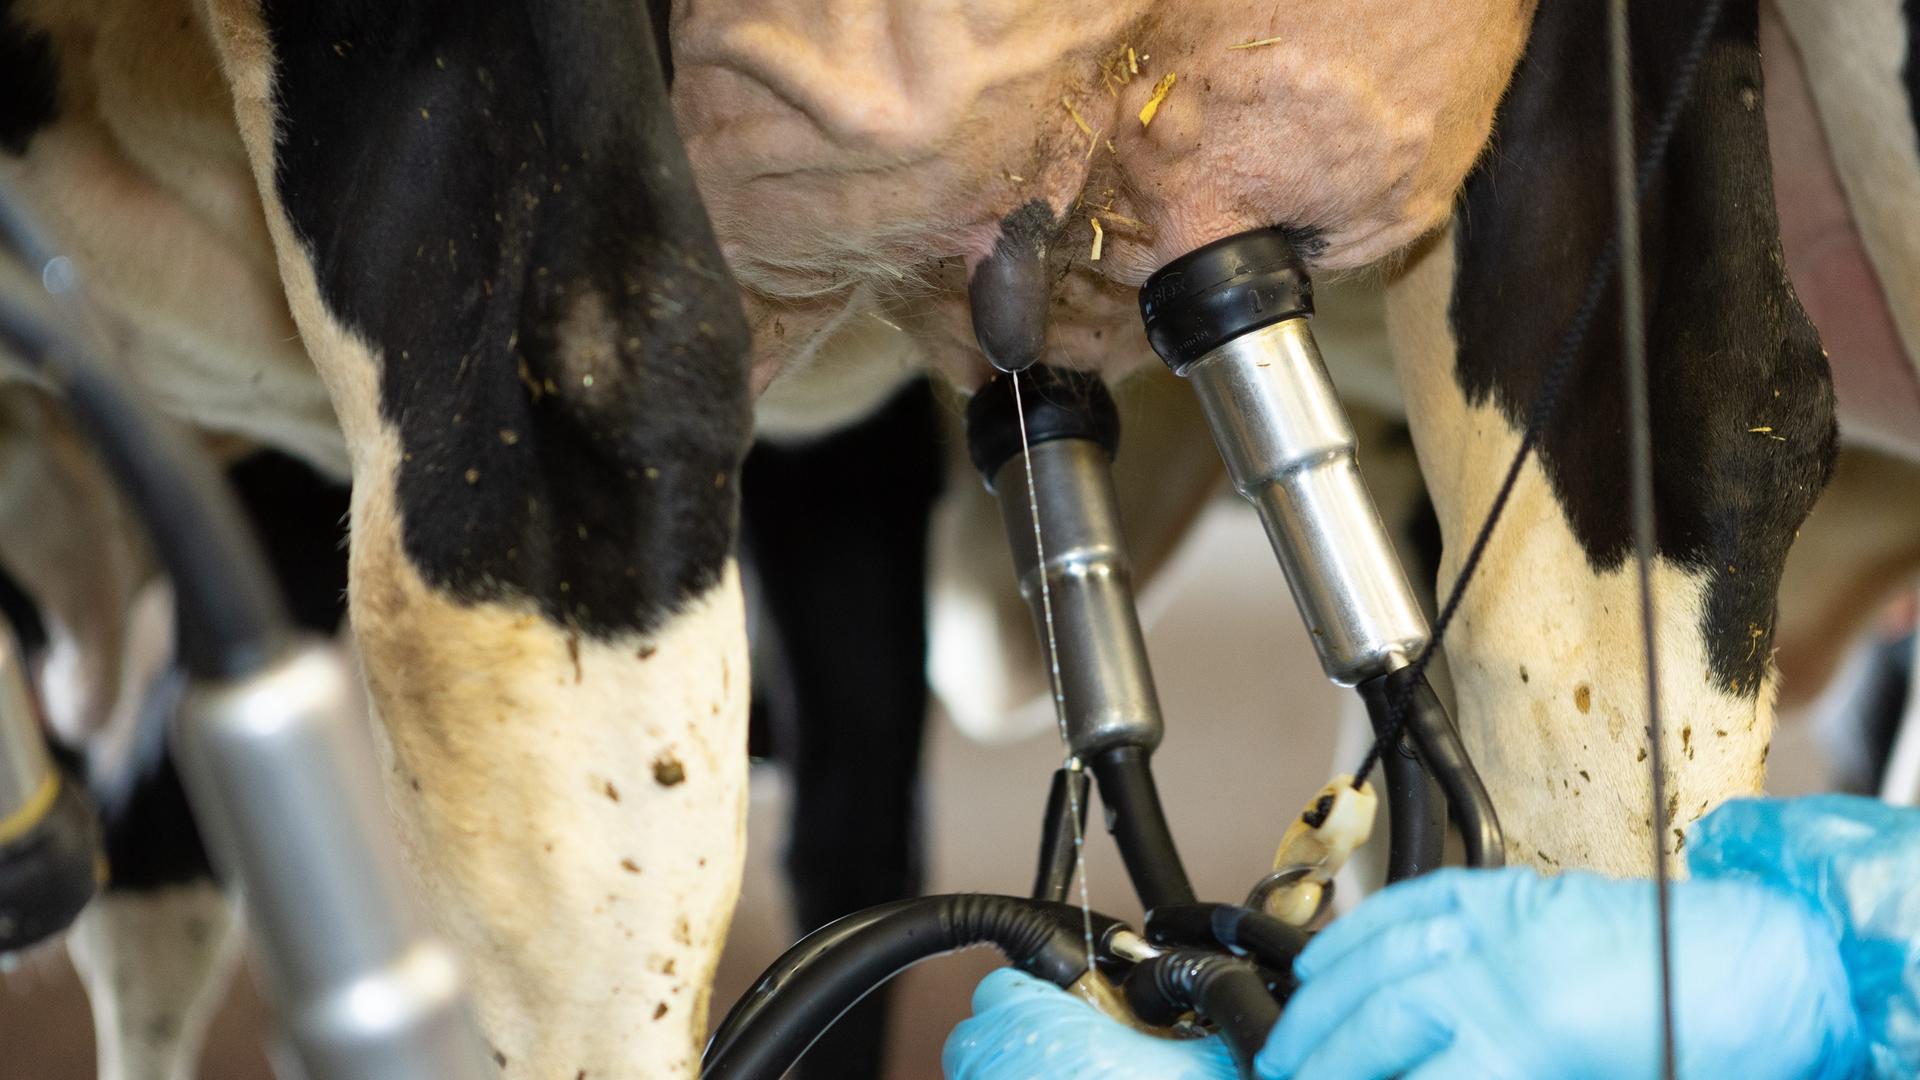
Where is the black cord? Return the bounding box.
[0,182,288,679]
[1350,0,1730,796]
[1609,2,1678,1077]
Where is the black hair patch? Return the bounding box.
[0,0,58,155]
[260,0,752,639]
[1449,0,1834,694]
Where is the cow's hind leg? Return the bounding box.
[67,884,242,1080]
[1384,2,1835,874]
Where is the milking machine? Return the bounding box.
[0,624,101,952]
[0,183,492,1079]
[706,227,1504,1078]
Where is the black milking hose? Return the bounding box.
[1121,950,1280,1080]
[1354,673,1449,880]
[1032,764,1090,903]
[701,894,1099,1079]
[1358,667,1505,869]
[703,898,917,1066]
[704,894,1125,1066]
[0,185,288,679]
[1089,745,1196,910]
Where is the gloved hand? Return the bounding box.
[943,967,1240,1080]
[1258,865,1868,1080]
[1690,795,1920,1078]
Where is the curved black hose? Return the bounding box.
[1358,667,1505,869]
[704,896,1124,1067]
[1122,950,1280,1080]
[0,186,287,679]
[1089,745,1195,909]
[1143,904,1309,995]
[704,897,919,1066]
[1032,764,1090,902]
[702,894,1096,1079]
[1352,679,1447,880]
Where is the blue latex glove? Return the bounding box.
[1259,865,1868,1079]
[943,967,1239,1080]
[1690,795,1920,1079]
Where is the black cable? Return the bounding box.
[1032,764,1091,903]
[1351,0,1732,793]
[1609,2,1678,1076]
[701,894,1098,1079]
[1088,745,1196,910]
[0,290,287,679]
[1121,950,1280,1080]
[0,183,288,679]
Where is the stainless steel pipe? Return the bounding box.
[989,437,1165,759]
[1184,317,1430,685]
[175,644,491,1080]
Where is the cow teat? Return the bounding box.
[969,201,1058,373]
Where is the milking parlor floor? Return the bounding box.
[0,497,1833,1080]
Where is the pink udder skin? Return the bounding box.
[1762,7,1920,454]
[671,0,1536,390]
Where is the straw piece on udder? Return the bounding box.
[1089,217,1105,261]
[1138,73,1176,127]
[1063,97,1095,137]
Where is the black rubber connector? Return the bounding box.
[1143,903,1310,998]
[0,776,102,953]
[1122,950,1281,1080]
[1138,228,1313,376]
[965,364,1120,489]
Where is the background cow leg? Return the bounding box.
[65,886,242,1080]
[740,379,943,1080]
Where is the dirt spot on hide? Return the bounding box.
[1573,683,1591,713]
[621,858,641,874]
[493,1050,508,1068]
[566,631,583,683]
[1519,665,1529,683]
[653,754,686,787]
[603,779,621,802]
[654,1003,670,1020]
[637,644,657,660]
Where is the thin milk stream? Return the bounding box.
[1011,373,1098,977]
